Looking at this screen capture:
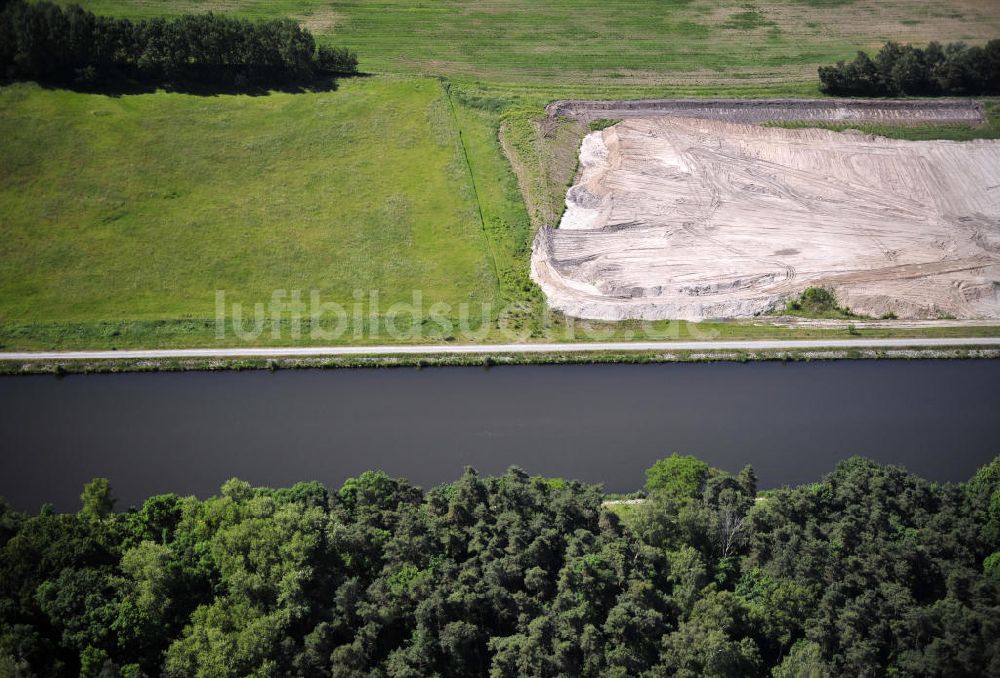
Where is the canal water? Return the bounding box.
[1,360,998,511]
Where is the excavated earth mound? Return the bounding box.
[531,118,1000,320]
[545,98,985,126]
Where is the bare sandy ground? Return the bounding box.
[532,117,1000,321]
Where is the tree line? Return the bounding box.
[819,40,1000,96]
[0,1,358,89]
[1,454,998,677]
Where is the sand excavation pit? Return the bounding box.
[531,117,1000,320]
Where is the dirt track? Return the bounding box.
[2,337,999,362]
[531,115,1000,321]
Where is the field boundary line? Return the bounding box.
[441,79,502,311]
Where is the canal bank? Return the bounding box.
[2,337,1000,374]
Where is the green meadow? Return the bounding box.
[0,78,499,346]
[2,0,1000,349]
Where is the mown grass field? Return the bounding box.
[0,78,498,347]
[53,0,1000,96]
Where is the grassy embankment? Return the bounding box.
[5,346,1000,377]
[3,0,1000,351]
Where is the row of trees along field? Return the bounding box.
[1,455,998,677]
[819,40,1000,96]
[0,1,358,88]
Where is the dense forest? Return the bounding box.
[819,40,1000,96]
[1,455,998,677]
[0,1,357,88]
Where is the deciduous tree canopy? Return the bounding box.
[1,456,998,676]
[0,1,358,89]
[819,40,1000,96]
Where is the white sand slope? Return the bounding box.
[531,118,1000,320]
